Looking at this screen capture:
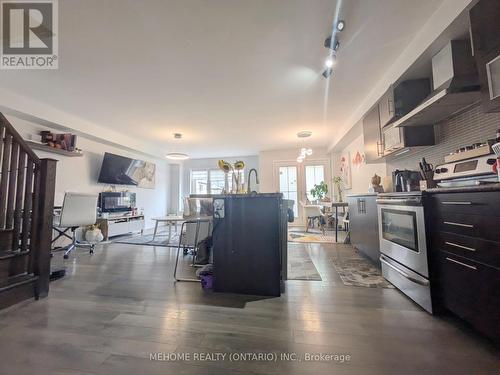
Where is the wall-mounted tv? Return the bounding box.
[97,152,156,189]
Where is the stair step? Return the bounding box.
[0,274,38,310]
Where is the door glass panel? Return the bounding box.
[278,166,298,217]
[381,209,418,252]
[305,165,325,201]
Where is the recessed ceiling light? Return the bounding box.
[297,131,312,138]
[166,152,189,160]
[336,20,345,32]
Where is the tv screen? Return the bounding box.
[97,152,156,187]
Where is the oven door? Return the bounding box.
[377,203,429,277]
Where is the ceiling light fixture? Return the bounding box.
[173,133,182,139]
[166,152,189,160]
[297,147,313,163]
[322,68,333,78]
[297,131,312,138]
[325,55,336,68]
[336,20,345,32]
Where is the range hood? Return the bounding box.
[391,40,481,128]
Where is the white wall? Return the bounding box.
[259,147,331,194]
[8,115,169,229]
[179,155,259,200]
[332,134,388,195]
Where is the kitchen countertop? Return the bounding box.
[425,183,500,194]
[346,192,379,197]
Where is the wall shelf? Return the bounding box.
[25,140,84,157]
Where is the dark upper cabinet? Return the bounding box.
[470,0,500,56]
[378,79,431,128]
[382,125,435,156]
[363,105,383,163]
[470,0,500,112]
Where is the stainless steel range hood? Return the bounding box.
[391,40,481,128]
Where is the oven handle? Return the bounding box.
[376,198,421,205]
[380,256,429,286]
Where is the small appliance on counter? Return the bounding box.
[392,169,421,192]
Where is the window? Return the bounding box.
[305,165,325,201]
[190,170,208,194]
[190,169,244,194]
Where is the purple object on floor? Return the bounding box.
[200,275,213,289]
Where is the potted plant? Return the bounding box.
[310,181,328,203]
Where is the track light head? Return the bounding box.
[322,68,333,78]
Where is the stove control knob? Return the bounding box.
[487,158,496,165]
[436,167,448,174]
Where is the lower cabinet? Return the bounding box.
[347,194,380,266]
[428,191,500,342]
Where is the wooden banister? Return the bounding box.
[0,113,57,303]
[0,113,39,164]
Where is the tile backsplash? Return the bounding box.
[386,104,500,172]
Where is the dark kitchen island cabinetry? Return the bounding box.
[427,188,500,342]
[346,194,380,266]
[212,193,287,297]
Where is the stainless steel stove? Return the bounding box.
[376,191,432,313]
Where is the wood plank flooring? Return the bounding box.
[0,241,498,374]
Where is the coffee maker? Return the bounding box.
[392,169,422,192]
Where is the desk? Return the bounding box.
[151,216,185,242]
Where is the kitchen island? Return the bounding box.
[212,193,287,296]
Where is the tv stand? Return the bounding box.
[97,214,145,240]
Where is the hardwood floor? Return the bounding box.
[0,241,498,374]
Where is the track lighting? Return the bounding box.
[325,55,335,68]
[336,20,345,32]
[322,68,333,78]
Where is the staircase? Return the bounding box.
[0,113,57,310]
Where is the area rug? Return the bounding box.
[288,229,337,244]
[113,232,181,248]
[331,248,394,289]
[287,243,322,281]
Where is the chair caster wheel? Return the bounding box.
[63,254,69,259]
[183,249,188,255]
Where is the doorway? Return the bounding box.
[273,159,331,225]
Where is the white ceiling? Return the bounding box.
[0,0,446,158]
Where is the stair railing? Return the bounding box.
[0,113,57,298]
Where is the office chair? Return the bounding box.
[52,192,99,259]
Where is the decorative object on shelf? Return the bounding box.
[340,151,351,189]
[84,224,104,244]
[310,181,328,202]
[332,176,343,202]
[25,140,84,157]
[40,130,79,152]
[368,174,384,193]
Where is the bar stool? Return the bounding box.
[173,218,211,282]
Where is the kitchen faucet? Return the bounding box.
[247,168,259,194]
